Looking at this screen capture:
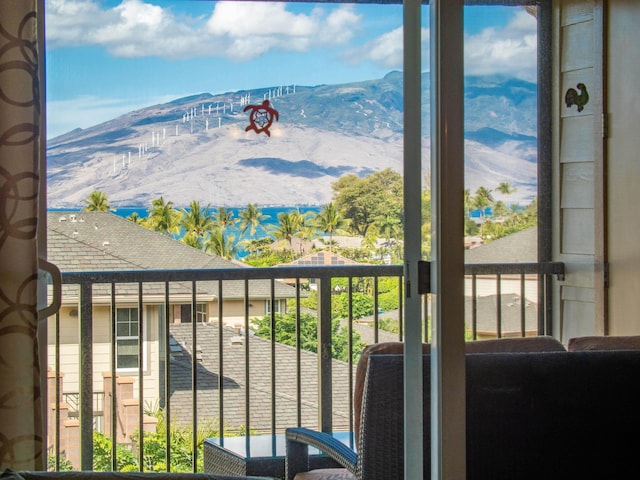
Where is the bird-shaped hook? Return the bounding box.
[565,83,589,112]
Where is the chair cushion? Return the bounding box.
[353,336,565,447]
[568,335,640,351]
[1,470,25,480]
[294,468,355,480]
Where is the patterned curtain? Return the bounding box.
[0,0,44,471]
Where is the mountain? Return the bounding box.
[47,72,537,208]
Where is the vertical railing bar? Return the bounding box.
[317,275,333,433]
[191,280,198,472]
[471,274,478,340]
[270,278,276,453]
[54,309,61,470]
[520,274,526,336]
[373,276,379,344]
[164,281,172,467]
[217,280,225,439]
[295,277,302,427]
[244,278,251,453]
[110,283,117,471]
[422,295,429,343]
[79,282,93,470]
[398,276,404,341]
[347,276,354,442]
[496,274,502,338]
[137,282,144,470]
[544,273,553,335]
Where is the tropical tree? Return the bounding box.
[472,186,494,236]
[238,203,271,238]
[332,168,403,237]
[252,312,367,363]
[180,200,214,249]
[126,212,144,224]
[213,206,237,232]
[147,196,182,237]
[314,202,347,252]
[493,200,508,220]
[204,230,237,260]
[496,181,517,197]
[83,190,113,212]
[270,210,307,253]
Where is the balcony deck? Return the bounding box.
[47,261,563,471]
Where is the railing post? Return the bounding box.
[79,283,93,470]
[316,277,332,433]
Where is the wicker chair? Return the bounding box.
[287,348,640,479]
[284,336,566,480]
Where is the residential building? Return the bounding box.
[47,211,298,411]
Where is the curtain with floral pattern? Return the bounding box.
[0,0,44,471]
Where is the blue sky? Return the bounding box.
[45,0,537,139]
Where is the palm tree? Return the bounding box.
[314,203,347,253]
[213,207,237,232]
[496,181,517,197]
[204,230,237,260]
[472,186,494,237]
[376,212,402,246]
[147,196,182,237]
[83,190,113,212]
[271,210,305,253]
[238,204,271,238]
[126,212,144,224]
[180,201,214,248]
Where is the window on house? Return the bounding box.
[173,303,207,323]
[266,299,285,315]
[116,307,139,369]
[196,303,207,323]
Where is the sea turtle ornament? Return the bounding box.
[244,99,279,137]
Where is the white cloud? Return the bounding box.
[464,10,537,81]
[45,0,361,61]
[343,27,429,70]
[343,9,536,81]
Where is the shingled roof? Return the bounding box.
[465,226,537,263]
[48,211,296,301]
[167,322,354,433]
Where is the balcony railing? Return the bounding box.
[48,261,563,471]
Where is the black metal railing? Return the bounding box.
[47,261,563,471]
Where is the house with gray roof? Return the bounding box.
[46,211,301,427]
[464,226,539,338]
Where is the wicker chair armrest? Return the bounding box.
[285,428,357,480]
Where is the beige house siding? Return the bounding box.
[48,305,161,403]
[47,295,275,419]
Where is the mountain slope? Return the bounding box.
[47,73,537,208]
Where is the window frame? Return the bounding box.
[115,306,142,371]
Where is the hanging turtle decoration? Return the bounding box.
[244,100,279,137]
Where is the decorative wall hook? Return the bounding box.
[244,100,279,137]
[565,83,589,112]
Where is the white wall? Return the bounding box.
[606,0,640,334]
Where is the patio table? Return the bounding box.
[204,431,354,479]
